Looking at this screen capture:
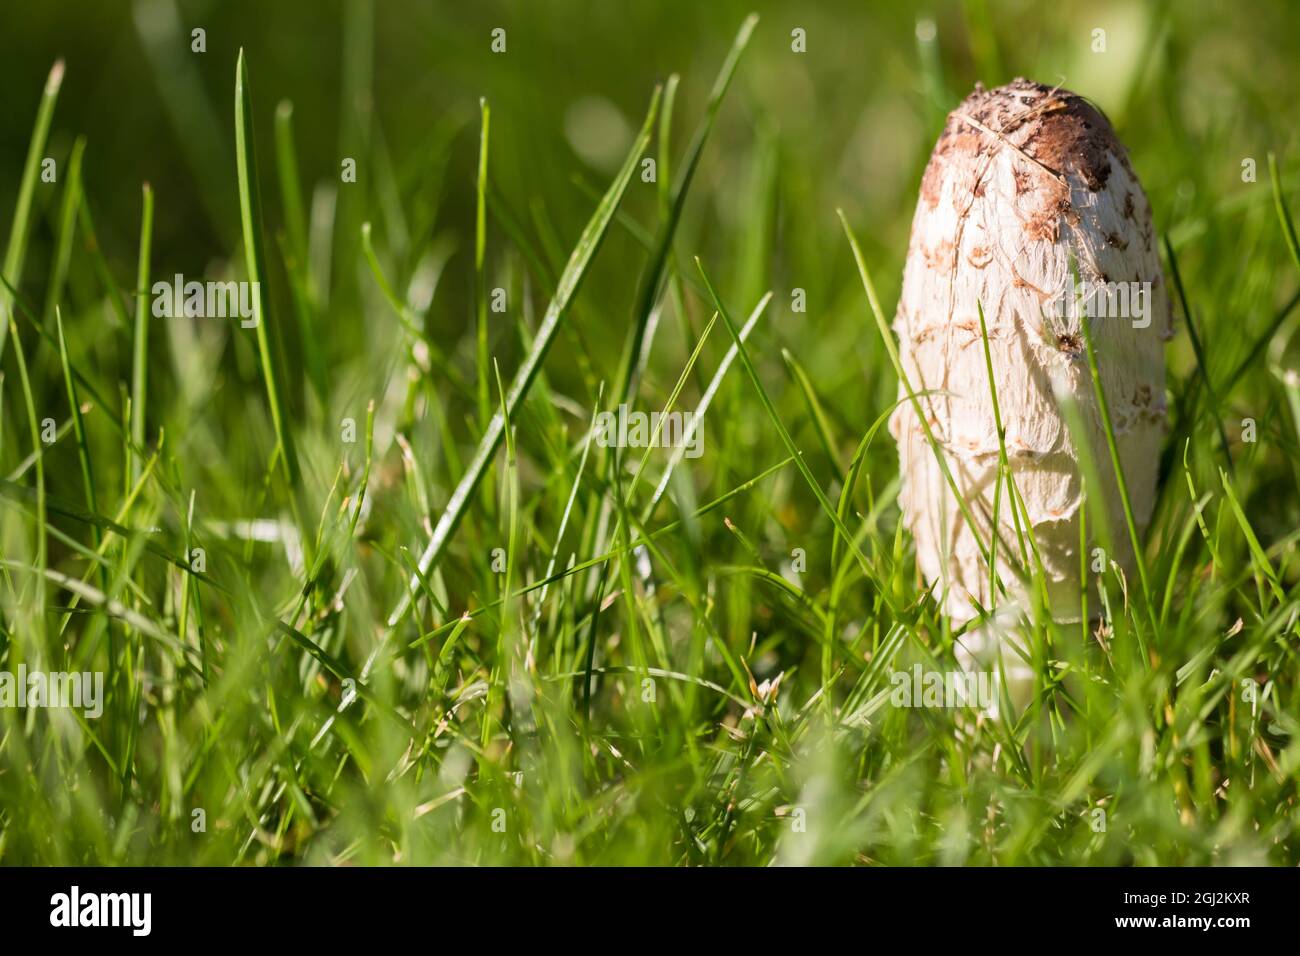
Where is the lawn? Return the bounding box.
[1,0,1299,866]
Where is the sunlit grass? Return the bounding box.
[1,2,1300,866]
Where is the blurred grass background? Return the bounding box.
[2,0,1300,865]
[4,0,1299,408]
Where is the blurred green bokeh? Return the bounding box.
[5,0,1298,382]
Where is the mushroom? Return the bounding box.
[889,79,1171,626]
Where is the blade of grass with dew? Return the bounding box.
[658,72,679,221]
[656,72,703,393]
[180,489,206,680]
[1054,332,1138,656]
[387,85,662,628]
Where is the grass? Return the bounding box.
[2,0,1300,865]
[0,60,63,363]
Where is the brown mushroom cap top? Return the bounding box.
[923,78,1132,201]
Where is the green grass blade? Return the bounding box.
[43,136,86,329]
[475,97,491,429]
[838,210,995,579]
[274,100,328,404]
[0,60,63,359]
[611,13,757,407]
[130,183,154,485]
[1269,152,1300,274]
[274,100,310,270]
[235,48,300,487]
[694,257,892,607]
[1163,235,1233,473]
[387,84,663,627]
[7,315,47,646]
[1219,467,1286,603]
[1079,303,1154,614]
[56,308,99,543]
[781,347,840,471]
[643,293,771,519]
